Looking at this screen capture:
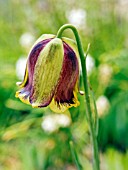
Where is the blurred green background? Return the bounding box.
[0,0,128,169]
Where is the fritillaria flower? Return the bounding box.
[16,34,80,113]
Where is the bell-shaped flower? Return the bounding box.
[16,34,80,113]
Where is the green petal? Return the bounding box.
[31,38,64,107]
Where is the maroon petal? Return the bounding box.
[54,42,79,105]
[18,39,52,101]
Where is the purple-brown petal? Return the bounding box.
[54,42,79,105]
[17,39,52,102]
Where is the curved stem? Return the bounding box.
[56,24,100,170]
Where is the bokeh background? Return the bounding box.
[0,0,128,169]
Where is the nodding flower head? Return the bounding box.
[16,34,80,113]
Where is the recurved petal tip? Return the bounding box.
[49,82,80,113]
[49,99,69,113]
[15,90,30,105]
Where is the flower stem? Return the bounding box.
[90,89,99,137]
[56,24,100,170]
[69,141,83,170]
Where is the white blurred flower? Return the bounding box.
[115,0,128,20]
[16,56,27,80]
[66,9,86,28]
[66,164,76,170]
[41,115,58,133]
[96,95,110,117]
[57,114,71,127]
[86,54,95,75]
[99,64,113,85]
[99,64,112,76]
[79,54,95,75]
[41,114,71,133]
[19,32,35,48]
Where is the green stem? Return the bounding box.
[69,141,83,170]
[90,89,99,137]
[56,24,100,170]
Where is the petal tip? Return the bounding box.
[32,103,39,108]
[15,91,30,105]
